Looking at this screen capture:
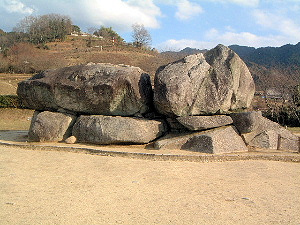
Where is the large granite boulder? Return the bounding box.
[181,126,248,153]
[230,111,299,151]
[154,126,248,154]
[177,115,233,131]
[17,63,152,116]
[230,111,262,133]
[72,115,167,144]
[28,111,77,142]
[154,44,255,117]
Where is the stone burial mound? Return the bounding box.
[17,44,299,154]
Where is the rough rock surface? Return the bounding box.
[230,111,262,133]
[154,44,255,117]
[65,136,77,144]
[181,126,248,153]
[246,130,279,149]
[177,115,233,131]
[231,111,299,151]
[246,127,299,151]
[153,132,195,150]
[72,115,167,144]
[279,135,299,151]
[17,63,152,116]
[28,111,77,142]
[154,126,248,153]
[166,118,189,131]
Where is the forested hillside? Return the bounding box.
[229,43,300,91]
[230,43,300,67]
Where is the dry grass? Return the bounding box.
[0,73,32,95]
[287,127,300,137]
[0,108,34,130]
[288,127,300,132]
[1,37,180,78]
[0,82,16,95]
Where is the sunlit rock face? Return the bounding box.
[154,44,255,117]
[17,63,153,116]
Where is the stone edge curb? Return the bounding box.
[1,141,300,163]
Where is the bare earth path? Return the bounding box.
[0,146,299,225]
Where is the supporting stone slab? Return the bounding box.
[177,115,233,131]
[154,126,248,154]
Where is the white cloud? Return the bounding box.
[14,0,162,32]
[225,0,259,7]
[158,27,294,51]
[204,28,287,47]
[156,0,300,8]
[78,0,162,31]
[158,39,214,51]
[2,0,34,14]
[253,9,300,39]
[195,0,259,7]
[175,0,203,20]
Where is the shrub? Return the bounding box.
[0,95,26,108]
[263,105,300,127]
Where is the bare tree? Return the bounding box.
[131,23,151,48]
[13,16,36,34]
[88,27,97,35]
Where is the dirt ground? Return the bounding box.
[0,108,299,224]
[0,145,299,225]
[0,73,32,95]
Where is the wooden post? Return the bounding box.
[277,134,281,150]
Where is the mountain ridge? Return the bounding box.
[229,42,300,67]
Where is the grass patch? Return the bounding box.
[0,108,34,130]
[287,127,300,133]
[0,95,26,108]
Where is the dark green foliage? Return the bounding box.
[72,25,81,33]
[230,43,300,67]
[293,84,300,106]
[263,83,300,127]
[263,106,300,127]
[93,26,124,43]
[0,95,26,108]
[179,47,206,55]
[0,29,5,36]
[229,45,256,59]
[86,38,92,48]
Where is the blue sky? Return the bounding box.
[1,0,300,51]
